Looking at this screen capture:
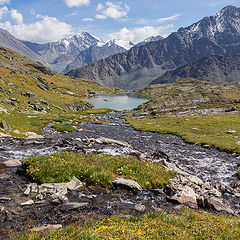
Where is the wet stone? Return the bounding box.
[113,178,143,191]
[21,200,35,206]
[61,202,89,211]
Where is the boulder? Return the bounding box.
[113,178,143,191]
[66,176,85,191]
[201,196,235,215]
[2,159,22,168]
[167,185,198,209]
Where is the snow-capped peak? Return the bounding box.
[105,39,134,50]
[56,31,105,51]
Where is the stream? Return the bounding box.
[0,112,239,185]
[0,111,240,239]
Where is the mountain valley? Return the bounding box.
[0,4,240,240]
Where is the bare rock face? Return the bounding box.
[151,55,240,85]
[113,178,143,191]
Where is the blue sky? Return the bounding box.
[0,0,239,43]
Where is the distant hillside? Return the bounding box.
[127,78,240,118]
[23,33,131,73]
[151,55,240,84]
[0,46,117,114]
[66,6,240,90]
[0,28,46,65]
[63,43,126,74]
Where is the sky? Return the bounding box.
[0,0,239,44]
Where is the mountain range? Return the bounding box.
[0,29,154,74]
[66,5,240,90]
[151,54,240,84]
[23,33,137,73]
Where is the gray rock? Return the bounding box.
[0,197,11,202]
[61,202,88,211]
[39,183,68,198]
[134,204,146,212]
[31,224,62,232]
[66,176,85,191]
[203,197,235,215]
[187,175,204,186]
[2,159,22,168]
[96,137,132,148]
[21,200,35,206]
[113,178,143,191]
[167,185,198,209]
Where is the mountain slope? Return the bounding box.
[151,54,240,84]
[0,28,46,65]
[23,32,105,73]
[23,33,133,73]
[66,5,240,90]
[0,46,117,115]
[136,35,164,47]
[63,42,127,73]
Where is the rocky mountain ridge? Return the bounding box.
[23,32,134,73]
[66,5,240,90]
[151,54,240,84]
[0,28,46,65]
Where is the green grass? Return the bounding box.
[79,108,113,115]
[238,170,240,179]
[125,114,240,154]
[22,152,176,188]
[0,109,108,136]
[18,209,240,240]
[51,123,75,132]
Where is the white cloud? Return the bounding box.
[64,0,90,8]
[0,0,10,5]
[96,1,130,20]
[83,17,94,21]
[10,9,23,24]
[136,14,180,25]
[108,25,174,43]
[0,6,8,19]
[0,15,73,43]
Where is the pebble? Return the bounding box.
[21,200,34,206]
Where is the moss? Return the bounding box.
[51,123,75,132]
[22,152,176,188]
